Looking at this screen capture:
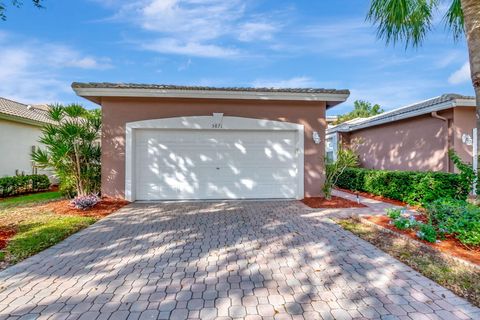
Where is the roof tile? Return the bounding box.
[0,97,54,125]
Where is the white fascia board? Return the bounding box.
[0,113,47,127]
[73,87,350,102]
[332,100,461,133]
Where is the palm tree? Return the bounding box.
[367,0,480,154]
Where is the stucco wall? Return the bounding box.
[100,97,327,198]
[0,118,41,177]
[453,107,476,167]
[348,111,452,172]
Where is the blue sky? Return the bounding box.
[0,0,474,115]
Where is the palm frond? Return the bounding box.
[444,0,464,40]
[63,104,87,118]
[367,0,439,48]
[48,104,65,122]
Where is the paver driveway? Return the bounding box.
[0,201,478,320]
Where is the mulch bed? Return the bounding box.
[37,197,130,218]
[0,228,16,250]
[364,215,480,265]
[335,187,409,207]
[302,196,367,208]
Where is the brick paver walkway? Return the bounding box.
[0,201,478,319]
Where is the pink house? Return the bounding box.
[326,94,476,172]
[73,82,350,201]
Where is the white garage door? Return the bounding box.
[134,129,299,200]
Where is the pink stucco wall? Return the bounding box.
[453,107,476,167]
[347,110,452,172]
[100,97,328,198]
[342,107,476,172]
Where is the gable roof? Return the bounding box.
[327,94,475,134]
[72,82,350,108]
[0,97,54,126]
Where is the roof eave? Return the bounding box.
[0,112,49,127]
[72,87,350,105]
[327,98,476,134]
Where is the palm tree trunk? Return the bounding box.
[461,0,480,175]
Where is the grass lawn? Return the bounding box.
[0,191,63,208]
[0,191,99,266]
[336,218,480,307]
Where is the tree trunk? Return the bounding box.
[461,0,480,172]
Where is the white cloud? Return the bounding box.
[94,0,280,58]
[449,62,471,85]
[343,78,444,113]
[238,22,278,42]
[0,34,112,103]
[252,76,317,88]
[142,38,240,58]
[298,19,378,57]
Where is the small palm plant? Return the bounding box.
[323,149,359,200]
[32,104,101,197]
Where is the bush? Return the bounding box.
[386,208,402,220]
[416,223,437,243]
[0,174,50,197]
[323,148,358,199]
[425,198,480,247]
[70,195,100,210]
[336,168,469,205]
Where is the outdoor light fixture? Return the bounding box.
[312,131,321,144]
[462,133,473,146]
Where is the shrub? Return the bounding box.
[323,148,358,199]
[336,168,469,205]
[0,174,50,197]
[386,208,402,220]
[425,198,480,247]
[32,104,101,197]
[393,217,412,230]
[416,223,437,243]
[70,195,100,210]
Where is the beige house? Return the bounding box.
[0,97,53,178]
[73,82,350,201]
[326,94,476,172]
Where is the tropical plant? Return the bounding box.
[367,0,480,167]
[32,104,101,197]
[449,149,476,194]
[323,148,359,199]
[0,0,44,20]
[335,100,384,124]
[70,194,100,210]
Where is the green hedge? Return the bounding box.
[0,175,51,198]
[336,168,470,205]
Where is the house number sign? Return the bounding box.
[212,113,224,129]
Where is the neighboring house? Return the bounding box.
[0,97,54,178]
[72,82,350,201]
[326,115,338,126]
[326,94,476,172]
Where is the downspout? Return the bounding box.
[431,111,451,172]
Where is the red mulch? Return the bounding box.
[302,196,367,208]
[365,215,480,265]
[335,187,414,207]
[37,197,130,218]
[0,228,16,250]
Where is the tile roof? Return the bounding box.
[328,94,475,133]
[0,97,54,125]
[71,82,350,95]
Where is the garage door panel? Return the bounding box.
[134,129,299,200]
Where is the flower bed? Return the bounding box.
[302,196,367,208]
[364,215,480,265]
